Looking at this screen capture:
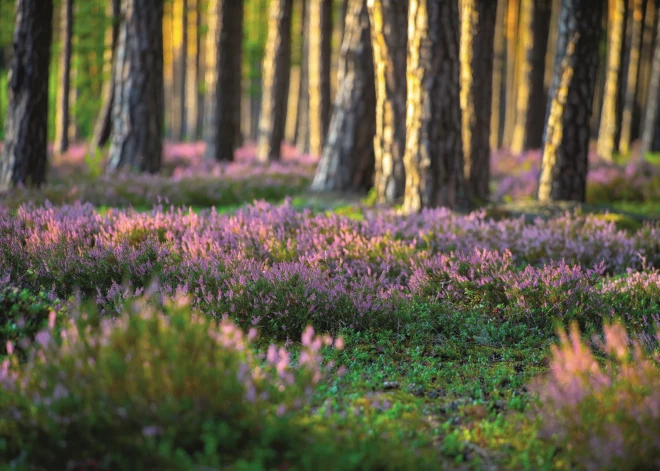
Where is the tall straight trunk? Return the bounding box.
[184,0,200,140]
[107,0,164,173]
[296,0,310,152]
[204,0,244,162]
[502,0,519,149]
[490,0,506,150]
[460,0,497,204]
[92,0,121,149]
[538,0,604,203]
[368,0,407,203]
[308,0,332,156]
[618,0,646,155]
[163,0,174,137]
[196,0,205,140]
[636,0,655,143]
[640,3,660,157]
[54,0,73,155]
[597,0,627,160]
[256,0,294,162]
[403,0,466,212]
[179,0,188,140]
[510,0,552,153]
[311,0,375,193]
[0,0,54,190]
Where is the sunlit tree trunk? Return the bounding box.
[618,0,646,156]
[184,0,200,140]
[460,0,496,204]
[54,0,73,155]
[0,0,53,190]
[204,0,243,161]
[510,0,551,153]
[256,0,294,162]
[368,0,407,203]
[490,0,506,150]
[295,0,310,152]
[640,3,660,157]
[403,0,466,212]
[308,0,332,156]
[538,0,604,202]
[502,0,519,149]
[92,0,121,149]
[107,0,164,173]
[311,0,375,193]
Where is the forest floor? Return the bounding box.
[1,142,659,469]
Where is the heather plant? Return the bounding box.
[534,322,660,470]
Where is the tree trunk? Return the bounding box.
[640,3,660,157]
[460,0,497,204]
[510,0,552,153]
[618,0,646,156]
[368,0,407,203]
[92,0,121,149]
[597,0,627,160]
[490,0,506,150]
[311,0,375,193]
[296,0,310,153]
[502,0,519,149]
[204,0,243,161]
[54,0,73,155]
[107,0,164,173]
[308,0,332,156]
[178,0,188,141]
[256,0,294,162]
[402,0,466,212]
[0,0,53,190]
[538,0,604,203]
[184,0,200,140]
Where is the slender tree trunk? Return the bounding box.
[403,0,466,212]
[107,0,164,173]
[368,0,407,203]
[490,0,506,150]
[296,0,310,153]
[311,0,375,193]
[510,0,551,153]
[618,0,646,155]
[635,0,655,144]
[179,0,188,140]
[597,0,627,160]
[640,3,660,157]
[460,0,497,204]
[54,0,73,155]
[204,0,243,161]
[538,0,604,203]
[502,0,519,149]
[308,0,332,156]
[184,0,199,140]
[0,0,54,190]
[256,0,294,162]
[196,0,205,140]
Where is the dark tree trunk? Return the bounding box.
[295,0,310,152]
[92,0,121,149]
[179,0,188,141]
[184,0,200,140]
[502,0,519,149]
[403,0,466,212]
[308,0,332,156]
[490,0,506,150]
[0,0,54,190]
[204,0,244,161]
[311,0,375,193]
[640,3,660,156]
[460,0,497,204]
[368,0,408,203]
[538,0,604,202]
[256,0,294,162]
[107,0,164,173]
[511,0,552,152]
[54,0,73,155]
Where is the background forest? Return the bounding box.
[1,1,660,470]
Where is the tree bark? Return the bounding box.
[256,0,294,162]
[460,0,497,204]
[184,0,200,140]
[295,0,310,152]
[204,0,243,161]
[618,0,646,156]
[502,0,519,149]
[402,0,466,212]
[490,0,506,150]
[510,0,552,153]
[92,0,121,149]
[640,3,660,157]
[538,0,604,203]
[178,0,188,141]
[308,0,332,156]
[54,0,73,155]
[107,0,164,173]
[0,0,53,190]
[311,0,375,193]
[368,0,407,203]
